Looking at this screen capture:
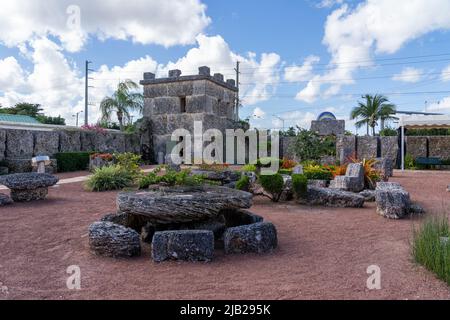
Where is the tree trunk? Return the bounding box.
[117,111,124,131]
[372,125,376,136]
[366,123,369,136]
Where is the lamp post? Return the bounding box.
[72,111,83,127]
[273,115,286,131]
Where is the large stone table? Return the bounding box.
[117,186,253,224]
[1,173,59,202]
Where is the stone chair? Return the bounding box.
[329,163,365,192]
[375,182,411,219]
[1,173,59,202]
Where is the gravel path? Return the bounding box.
[0,170,449,300]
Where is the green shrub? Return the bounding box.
[292,174,308,200]
[379,127,398,136]
[114,152,142,177]
[278,169,293,175]
[405,153,416,170]
[241,164,257,173]
[291,129,336,161]
[138,168,205,189]
[55,152,91,172]
[258,173,284,202]
[236,175,250,191]
[412,216,450,285]
[85,165,134,192]
[304,166,333,181]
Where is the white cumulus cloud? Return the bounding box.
[252,107,266,119]
[442,64,450,82]
[392,67,423,83]
[0,0,211,52]
[284,55,320,82]
[295,0,450,103]
[426,97,450,112]
[0,35,281,124]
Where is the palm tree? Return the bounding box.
[350,94,397,136]
[100,80,143,131]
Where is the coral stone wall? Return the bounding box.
[0,128,140,164]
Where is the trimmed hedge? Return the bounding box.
[258,173,284,202]
[292,174,308,200]
[55,152,91,172]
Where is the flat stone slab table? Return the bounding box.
[1,173,59,202]
[117,186,253,225]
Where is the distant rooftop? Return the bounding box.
[140,66,238,92]
[0,114,41,124]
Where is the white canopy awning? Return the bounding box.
[398,114,450,129]
[398,114,450,170]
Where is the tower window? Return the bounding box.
[180,97,186,113]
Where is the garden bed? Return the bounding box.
[1,170,450,299]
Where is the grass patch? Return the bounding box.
[412,215,450,285]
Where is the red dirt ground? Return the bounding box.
[1,170,450,300]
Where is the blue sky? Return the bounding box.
[1,0,450,133]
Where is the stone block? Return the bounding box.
[375,182,411,219]
[310,119,345,136]
[89,222,141,258]
[380,136,398,166]
[306,186,365,208]
[33,131,59,156]
[429,136,450,160]
[152,97,182,114]
[186,95,217,114]
[373,157,393,180]
[330,163,364,192]
[59,130,81,152]
[5,129,34,158]
[4,158,32,173]
[103,133,126,153]
[357,136,378,160]
[224,222,278,254]
[125,134,140,154]
[80,131,96,152]
[143,83,168,98]
[152,230,214,262]
[199,66,211,76]
[336,135,356,164]
[167,81,194,97]
[405,136,427,159]
[0,193,13,206]
[0,129,6,161]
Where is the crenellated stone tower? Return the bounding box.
[140,66,245,162]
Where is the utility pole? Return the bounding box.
[234,61,240,121]
[73,110,83,127]
[85,60,94,126]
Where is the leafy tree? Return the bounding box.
[36,115,66,125]
[291,129,335,161]
[100,80,143,131]
[350,94,397,136]
[280,126,297,137]
[0,103,43,117]
[379,127,398,136]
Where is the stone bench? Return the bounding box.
[0,173,59,202]
[89,221,141,258]
[306,186,365,208]
[375,182,411,219]
[329,163,365,192]
[224,222,278,254]
[152,230,214,262]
